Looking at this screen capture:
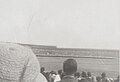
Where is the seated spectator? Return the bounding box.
[79,71,89,82]
[41,67,47,78]
[101,72,110,82]
[58,59,78,82]
[86,72,94,82]
[49,71,57,82]
[54,70,62,82]
[96,76,101,82]
[0,42,47,82]
[74,72,81,81]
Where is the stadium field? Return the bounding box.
[20,43,119,79]
[37,56,119,79]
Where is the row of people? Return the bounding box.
[41,59,119,82]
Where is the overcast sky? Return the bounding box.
[0,0,120,49]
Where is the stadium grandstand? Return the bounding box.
[19,43,119,79]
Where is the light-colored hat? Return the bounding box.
[0,42,47,82]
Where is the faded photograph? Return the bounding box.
[0,0,119,82]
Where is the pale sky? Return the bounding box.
[0,0,120,49]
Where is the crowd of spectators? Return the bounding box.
[41,59,119,82]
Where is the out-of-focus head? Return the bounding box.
[0,42,47,82]
[74,72,80,78]
[58,70,62,75]
[101,72,106,78]
[41,67,45,72]
[87,72,92,77]
[50,71,57,75]
[81,71,87,78]
[96,76,101,82]
[63,59,77,75]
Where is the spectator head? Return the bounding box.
[87,72,92,77]
[96,76,101,82]
[50,71,54,74]
[41,67,45,73]
[74,72,80,78]
[101,72,106,78]
[58,70,62,75]
[81,71,87,78]
[63,59,77,75]
[50,71,57,75]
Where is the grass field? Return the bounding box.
[37,56,119,79]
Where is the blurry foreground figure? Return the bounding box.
[58,59,78,82]
[0,42,47,82]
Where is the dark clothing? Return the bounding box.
[58,75,78,82]
[79,78,89,82]
[61,73,65,80]
[41,72,48,80]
